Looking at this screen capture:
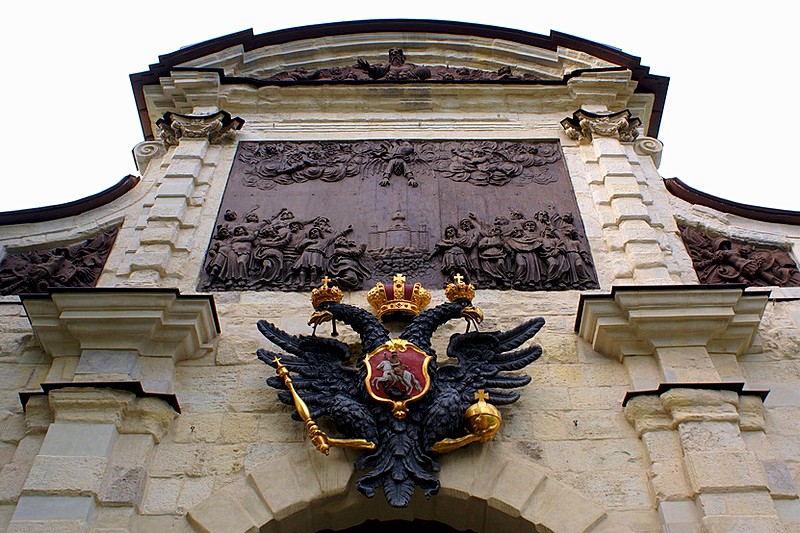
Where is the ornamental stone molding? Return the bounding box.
[575,285,769,387]
[132,140,166,174]
[20,288,219,401]
[561,108,642,143]
[633,136,664,168]
[156,110,244,146]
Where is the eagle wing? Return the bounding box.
[424,317,545,447]
[257,320,378,443]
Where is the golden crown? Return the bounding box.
[310,276,344,310]
[367,273,431,320]
[444,274,476,302]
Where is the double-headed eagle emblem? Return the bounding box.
[257,274,544,507]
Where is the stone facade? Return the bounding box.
[1,21,799,532]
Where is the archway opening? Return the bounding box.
[317,519,476,533]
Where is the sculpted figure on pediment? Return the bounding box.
[680,225,800,287]
[0,227,118,295]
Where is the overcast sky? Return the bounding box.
[1,1,797,212]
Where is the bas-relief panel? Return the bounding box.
[198,140,599,292]
[679,225,800,287]
[0,227,119,295]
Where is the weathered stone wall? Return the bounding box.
[2,30,800,532]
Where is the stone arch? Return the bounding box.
[184,445,609,533]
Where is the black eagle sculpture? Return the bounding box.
[256,276,544,507]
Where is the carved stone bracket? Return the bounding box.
[576,285,769,388]
[560,109,641,143]
[21,289,219,405]
[156,110,244,146]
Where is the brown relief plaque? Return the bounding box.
[0,227,119,295]
[198,140,599,292]
[679,225,800,287]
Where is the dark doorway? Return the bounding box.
[318,519,478,533]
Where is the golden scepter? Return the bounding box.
[272,356,375,455]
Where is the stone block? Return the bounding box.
[172,139,209,159]
[177,476,214,512]
[164,158,203,178]
[763,460,798,498]
[140,224,180,245]
[156,177,195,198]
[101,465,147,505]
[486,459,546,518]
[659,500,699,525]
[171,414,222,444]
[12,494,94,521]
[220,413,261,444]
[142,477,182,514]
[186,487,259,533]
[522,477,606,532]
[7,519,90,533]
[74,349,139,379]
[684,450,768,493]
[677,421,746,453]
[0,462,31,503]
[611,197,651,223]
[216,336,259,366]
[302,448,354,499]
[148,198,187,222]
[249,453,323,520]
[774,498,800,523]
[603,175,642,200]
[12,435,44,462]
[40,423,117,457]
[24,455,108,494]
[697,490,776,516]
[701,515,783,533]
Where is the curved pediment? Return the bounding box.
[131,20,668,139]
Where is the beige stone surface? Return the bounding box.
[1,24,800,533]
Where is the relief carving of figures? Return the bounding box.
[368,212,431,280]
[432,208,599,290]
[0,227,119,295]
[679,226,800,287]
[261,48,538,83]
[235,140,563,190]
[202,208,370,291]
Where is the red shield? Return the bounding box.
[364,340,432,419]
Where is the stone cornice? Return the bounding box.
[21,288,219,360]
[575,285,769,360]
[130,21,668,140]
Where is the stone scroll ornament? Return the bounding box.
[679,225,800,287]
[0,227,119,295]
[257,275,544,507]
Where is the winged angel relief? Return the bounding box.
[256,274,544,507]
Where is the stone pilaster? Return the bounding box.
[578,284,791,531]
[8,388,175,532]
[625,389,785,532]
[121,110,243,286]
[20,289,218,400]
[562,108,674,284]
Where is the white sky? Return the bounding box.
[1,1,798,212]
